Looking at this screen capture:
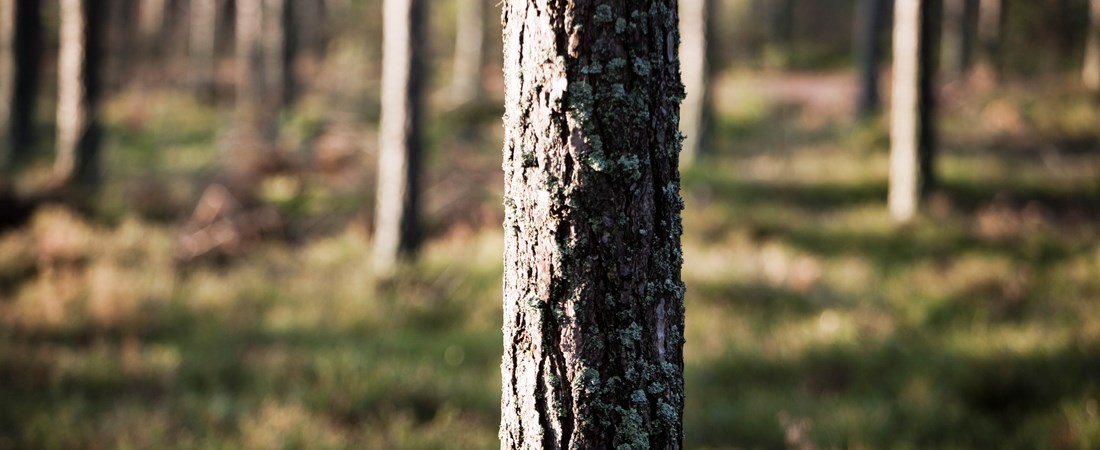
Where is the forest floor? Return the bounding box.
[2,70,1100,449]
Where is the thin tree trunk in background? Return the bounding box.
[139,0,167,44]
[235,0,296,141]
[976,0,1004,77]
[372,0,423,277]
[190,0,218,95]
[236,0,264,132]
[942,0,976,78]
[277,0,297,105]
[856,0,887,118]
[679,0,710,164]
[54,0,104,185]
[918,0,940,194]
[449,0,483,106]
[1083,0,1100,92]
[2,0,40,169]
[1,0,17,172]
[890,0,924,221]
[499,0,686,446]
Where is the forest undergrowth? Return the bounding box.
[2,71,1100,449]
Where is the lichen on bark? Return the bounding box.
[499,0,686,448]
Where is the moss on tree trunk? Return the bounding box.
[499,0,686,448]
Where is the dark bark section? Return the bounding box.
[855,0,888,118]
[5,0,41,167]
[500,0,686,448]
[54,0,105,185]
[919,0,940,195]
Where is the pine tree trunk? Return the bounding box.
[499,0,686,447]
[941,0,976,79]
[678,0,709,165]
[976,0,1005,78]
[855,0,887,118]
[236,0,266,132]
[235,0,294,143]
[2,0,40,169]
[1,0,16,171]
[372,0,423,277]
[1083,0,1100,93]
[54,0,103,185]
[890,0,925,221]
[918,0,940,195]
[450,0,483,106]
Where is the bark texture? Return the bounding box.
[2,0,40,168]
[372,0,423,276]
[54,0,103,184]
[678,0,709,165]
[450,0,484,105]
[889,0,938,222]
[499,0,686,448]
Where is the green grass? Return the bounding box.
[3,74,1100,449]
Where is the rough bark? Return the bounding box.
[372,0,423,277]
[54,0,104,185]
[678,0,709,165]
[855,0,887,118]
[499,0,686,448]
[1084,0,1100,93]
[450,0,484,106]
[890,0,939,222]
[2,0,40,169]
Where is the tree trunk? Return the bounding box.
[855,0,887,118]
[1,0,17,172]
[499,0,686,447]
[976,0,1005,77]
[372,0,423,277]
[54,0,104,185]
[679,0,710,165]
[189,0,218,95]
[1083,0,1100,93]
[449,0,483,106]
[1,0,40,169]
[941,0,976,79]
[918,0,940,194]
[890,0,938,222]
[235,0,295,142]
